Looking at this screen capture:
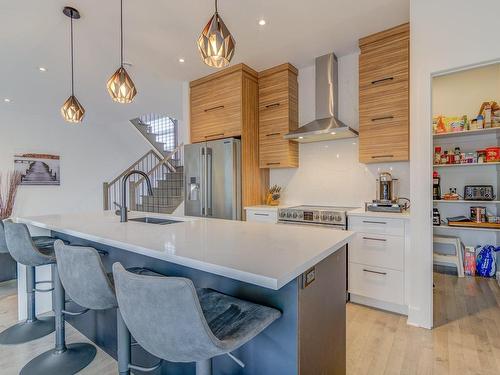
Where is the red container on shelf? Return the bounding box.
[485,147,500,162]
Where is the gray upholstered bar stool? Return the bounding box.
[113,263,282,375]
[3,222,95,375]
[0,220,64,345]
[53,241,163,375]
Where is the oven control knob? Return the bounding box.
[292,212,298,219]
[321,214,327,221]
[314,214,320,220]
[286,212,292,218]
[279,211,285,218]
[335,215,342,222]
[328,214,334,221]
[298,213,303,219]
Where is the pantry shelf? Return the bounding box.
[433,162,500,168]
[433,200,500,204]
[433,224,500,233]
[433,127,500,140]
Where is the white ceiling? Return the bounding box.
[0,0,409,124]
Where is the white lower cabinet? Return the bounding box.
[349,263,404,306]
[244,206,278,223]
[348,214,409,315]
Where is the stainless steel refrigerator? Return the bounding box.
[184,138,242,220]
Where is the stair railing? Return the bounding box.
[130,143,184,212]
[102,143,184,212]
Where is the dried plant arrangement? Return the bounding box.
[0,171,22,220]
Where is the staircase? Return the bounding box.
[103,115,184,215]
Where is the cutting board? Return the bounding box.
[448,221,500,229]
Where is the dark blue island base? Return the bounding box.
[55,232,346,375]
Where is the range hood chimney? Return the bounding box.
[284,53,358,143]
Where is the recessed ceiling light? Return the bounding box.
[258,19,266,26]
[331,132,336,135]
[3,98,11,103]
[179,58,185,63]
[38,67,47,72]
[299,136,304,139]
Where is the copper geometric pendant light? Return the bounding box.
[197,0,235,68]
[107,0,137,103]
[61,7,85,123]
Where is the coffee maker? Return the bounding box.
[366,172,407,213]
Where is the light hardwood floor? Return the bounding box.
[1,273,500,374]
[348,272,500,375]
[0,280,116,374]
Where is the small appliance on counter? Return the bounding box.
[365,172,409,213]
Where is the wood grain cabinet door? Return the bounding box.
[358,24,409,164]
[258,65,299,168]
[190,71,242,143]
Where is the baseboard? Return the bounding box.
[349,294,408,316]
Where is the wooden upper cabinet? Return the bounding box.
[258,63,299,168]
[190,65,256,143]
[190,64,269,209]
[358,23,409,164]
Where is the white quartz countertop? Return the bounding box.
[17,211,354,290]
[348,207,410,220]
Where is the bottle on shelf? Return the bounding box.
[433,208,441,226]
[433,171,441,200]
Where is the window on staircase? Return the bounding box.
[139,113,178,153]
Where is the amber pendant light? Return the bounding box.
[197,0,235,68]
[61,7,85,123]
[107,0,137,103]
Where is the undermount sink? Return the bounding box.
[128,217,182,225]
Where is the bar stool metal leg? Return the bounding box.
[0,266,55,345]
[196,359,212,375]
[20,264,97,375]
[117,308,131,375]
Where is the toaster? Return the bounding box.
[464,185,495,201]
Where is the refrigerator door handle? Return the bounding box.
[206,147,213,216]
[200,146,206,216]
[232,141,238,220]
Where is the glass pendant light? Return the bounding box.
[107,0,137,103]
[61,7,85,123]
[197,0,235,68]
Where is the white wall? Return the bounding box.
[410,0,500,329]
[432,64,500,119]
[0,84,187,218]
[270,53,410,208]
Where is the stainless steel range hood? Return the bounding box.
[284,53,358,143]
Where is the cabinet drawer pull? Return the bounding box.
[205,133,224,138]
[371,155,394,159]
[253,213,270,216]
[371,116,394,122]
[362,236,387,242]
[362,220,387,225]
[265,132,281,137]
[204,105,225,112]
[267,162,281,165]
[371,77,394,85]
[265,103,281,109]
[363,268,387,275]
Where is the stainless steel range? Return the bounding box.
[277,205,356,230]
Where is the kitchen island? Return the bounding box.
[17,211,353,375]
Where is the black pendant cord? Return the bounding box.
[120,0,124,68]
[70,11,74,96]
[215,0,218,14]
